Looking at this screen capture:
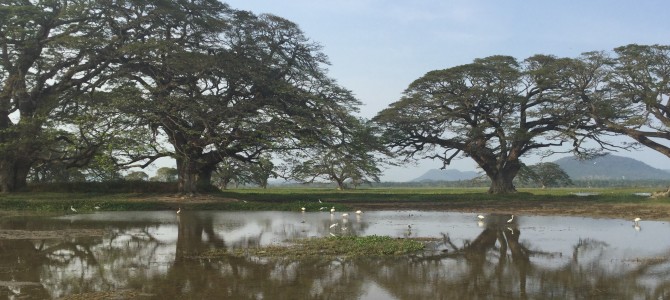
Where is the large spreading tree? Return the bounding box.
[0,1,362,194]
[288,118,387,190]
[0,0,137,192]
[374,55,602,193]
[581,45,670,157]
[112,6,361,193]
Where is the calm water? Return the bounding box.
[0,210,669,299]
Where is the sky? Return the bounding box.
[219,0,670,181]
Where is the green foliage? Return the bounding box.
[211,156,276,189]
[517,162,573,188]
[124,171,149,181]
[289,118,387,190]
[24,181,178,194]
[151,167,178,182]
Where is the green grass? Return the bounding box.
[220,186,670,204]
[1,186,668,213]
[203,235,428,259]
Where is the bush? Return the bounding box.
[24,180,179,193]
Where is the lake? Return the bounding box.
[0,210,668,299]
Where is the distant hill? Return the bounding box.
[412,169,479,182]
[553,154,670,180]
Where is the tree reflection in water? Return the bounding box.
[0,212,669,299]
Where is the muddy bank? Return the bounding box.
[146,194,670,220]
[0,229,107,239]
[353,201,670,221]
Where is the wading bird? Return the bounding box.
[507,215,515,223]
[330,207,335,214]
[477,215,485,220]
[634,217,641,224]
[356,210,363,214]
[301,207,306,212]
[70,206,77,213]
[177,207,181,214]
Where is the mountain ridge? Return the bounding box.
[411,154,670,182]
[553,154,670,180]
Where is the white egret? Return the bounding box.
[330,207,335,214]
[319,199,323,203]
[177,207,181,214]
[507,215,515,223]
[319,207,327,211]
[356,210,363,214]
[7,279,20,296]
[330,223,339,228]
[477,215,485,220]
[70,206,77,213]
[634,217,641,224]
[301,207,306,212]
[342,213,349,218]
[94,206,100,210]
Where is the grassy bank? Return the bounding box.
[0,185,668,214]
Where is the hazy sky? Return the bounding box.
[223,0,670,181]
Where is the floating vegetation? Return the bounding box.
[202,235,427,259]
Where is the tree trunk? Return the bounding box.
[487,172,517,194]
[220,178,230,190]
[196,164,215,190]
[176,158,197,195]
[0,158,31,193]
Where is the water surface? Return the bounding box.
[1,210,669,299]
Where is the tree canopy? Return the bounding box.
[581,45,670,158]
[0,0,129,192]
[374,55,600,193]
[517,162,572,188]
[0,1,366,193]
[1,2,668,196]
[288,118,387,190]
